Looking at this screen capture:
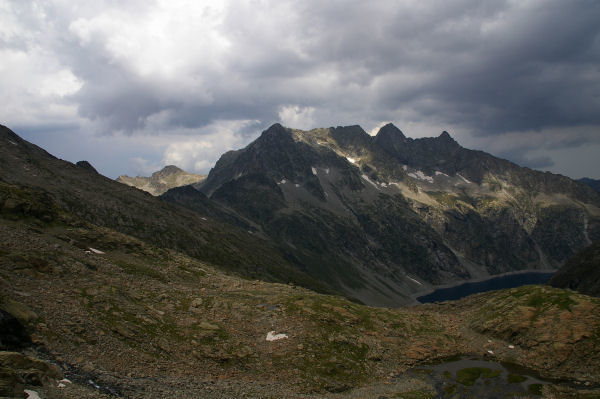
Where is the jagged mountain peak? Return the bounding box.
[329,125,371,151]
[259,122,292,139]
[375,123,406,139]
[438,130,452,140]
[250,123,297,151]
[436,130,459,147]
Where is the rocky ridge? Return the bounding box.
[117,165,206,196]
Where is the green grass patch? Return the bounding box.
[507,373,527,383]
[526,288,577,311]
[457,367,501,386]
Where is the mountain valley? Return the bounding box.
[2,123,600,398]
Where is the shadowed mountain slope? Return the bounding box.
[0,124,329,293]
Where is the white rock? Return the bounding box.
[88,247,105,254]
[266,331,288,341]
[24,390,42,399]
[457,173,472,184]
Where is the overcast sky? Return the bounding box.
[1,0,599,179]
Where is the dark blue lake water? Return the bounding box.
[417,272,555,303]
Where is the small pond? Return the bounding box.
[408,356,555,398]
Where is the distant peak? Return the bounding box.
[160,165,184,174]
[151,165,185,179]
[376,123,405,139]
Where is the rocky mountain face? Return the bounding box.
[117,165,206,196]
[165,123,600,306]
[550,241,600,297]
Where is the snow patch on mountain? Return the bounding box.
[407,170,434,183]
[457,174,472,184]
[361,174,381,190]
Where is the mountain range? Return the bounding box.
[161,123,600,306]
[2,122,598,307]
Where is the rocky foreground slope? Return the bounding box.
[1,211,600,398]
[117,165,206,196]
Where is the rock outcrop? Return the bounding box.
[550,241,600,297]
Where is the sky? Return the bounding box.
[1,0,599,179]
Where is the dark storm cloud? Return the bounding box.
[27,0,595,138]
[2,0,600,177]
[497,149,555,170]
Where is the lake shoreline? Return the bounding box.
[410,268,557,305]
